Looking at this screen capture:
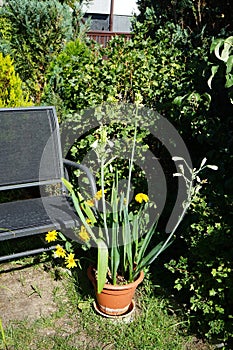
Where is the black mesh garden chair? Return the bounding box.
[0,106,96,262]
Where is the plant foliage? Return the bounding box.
[0,0,88,102]
[0,53,32,107]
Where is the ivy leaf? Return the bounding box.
[208,65,219,89]
[225,74,233,88]
[173,95,184,106]
[226,55,233,74]
[209,289,217,296]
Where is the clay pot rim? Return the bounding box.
[87,265,144,291]
[93,299,136,322]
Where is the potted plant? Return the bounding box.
[46,105,217,317]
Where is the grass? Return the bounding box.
[0,258,213,350]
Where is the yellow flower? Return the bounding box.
[45,230,58,242]
[65,253,77,269]
[79,225,90,242]
[94,189,106,200]
[86,199,95,207]
[55,245,66,258]
[135,193,149,203]
[86,218,92,225]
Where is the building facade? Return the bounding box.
[83,0,139,32]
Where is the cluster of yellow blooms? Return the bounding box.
[45,224,91,269]
[45,191,149,269]
[45,230,77,269]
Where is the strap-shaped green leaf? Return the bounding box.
[111,242,120,285]
[71,192,97,243]
[135,238,174,275]
[97,238,109,294]
[135,218,158,266]
[111,184,120,285]
[62,177,73,193]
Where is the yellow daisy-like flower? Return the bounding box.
[79,225,90,242]
[45,230,58,242]
[55,245,66,258]
[135,193,149,203]
[65,253,77,269]
[94,189,107,200]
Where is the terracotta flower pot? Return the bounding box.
[87,266,144,316]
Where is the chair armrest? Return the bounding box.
[63,159,97,198]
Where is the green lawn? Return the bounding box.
[0,258,213,350]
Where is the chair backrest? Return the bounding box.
[0,106,64,191]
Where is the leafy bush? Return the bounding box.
[163,35,233,343]
[0,15,12,55]
[136,0,233,37]
[165,192,233,341]
[208,36,233,104]
[44,22,191,112]
[0,53,32,107]
[102,26,187,107]
[0,0,87,102]
[43,39,104,112]
[43,25,191,197]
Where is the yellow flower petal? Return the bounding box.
[94,189,107,200]
[45,230,58,243]
[65,253,77,269]
[55,245,66,258]
[135,193,149,203]
[86,218,92,225]
[79,225,90,242]
[86,199,95,207]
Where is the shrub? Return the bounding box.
[165,192,233,342]
[43,39,104,112]
[44,22,190,112]
[0,53,32,107]
[163,35,233,343]
[0,15,12,55]
[0,0,85,102]
[102,23,191,109]
[136,0,233,37]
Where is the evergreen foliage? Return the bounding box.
[0,53,32,107]
[0,0,88,102]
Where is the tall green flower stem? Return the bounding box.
[123,106,139,282]
[133,157,218,276]
[126,107,138,207]
[100,157,109,245]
